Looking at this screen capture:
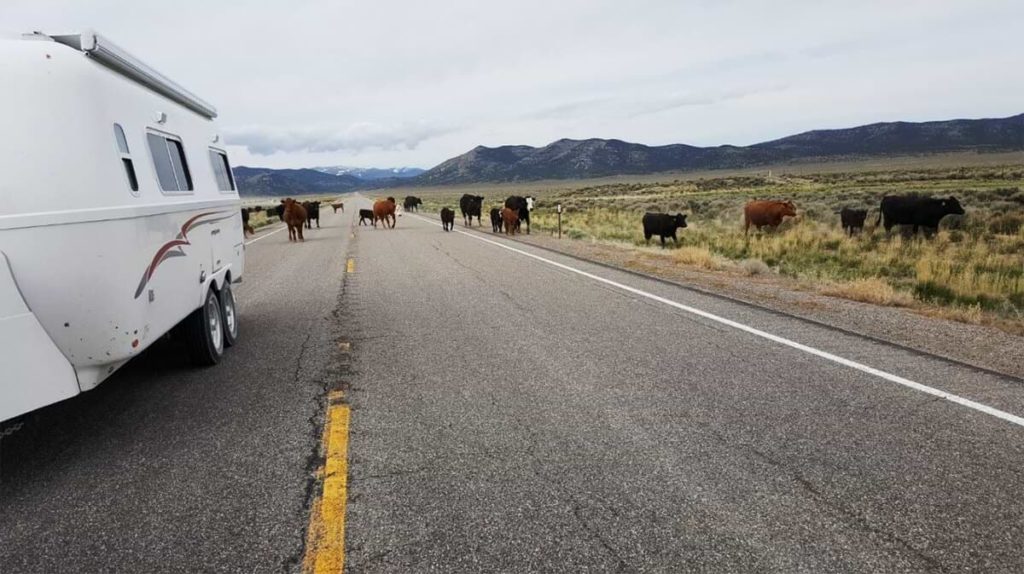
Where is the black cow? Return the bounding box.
[403,196,423,212]
[489,208,503,233]
[878,195,965,236]
[273,202,285,222]
[440,207,455,232]
[642,212,688,246]
[241,207,255,236]
[840,207,868,236]
[460,194,484,226]
[504,195,533,234]
[302,201,321,229]
[358,208,374,226]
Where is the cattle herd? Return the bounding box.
[239,192,966,248]
[643,194,965,247]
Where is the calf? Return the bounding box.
[642,212,688,246]
[358,208,374,226]
[440,207,455,232]
[403,196,423,212]
[282,198,307,242]
[490,208,503,233]
[373,197,397,228]
[504,195,533,234]
[501,207,519,235]
[840,207,868,236]
[878,195,965,236]
[744,200,797,234]
[331,202,345,213]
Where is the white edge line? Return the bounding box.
[408,213,1024,429]
[244,225,287,245]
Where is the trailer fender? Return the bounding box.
[0,251,80,422]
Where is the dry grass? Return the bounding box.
[820,278,915,306]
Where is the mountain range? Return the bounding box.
[313,166,425,180]
[417,114,1024,184]
[234,113,1024,195]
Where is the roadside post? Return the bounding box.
[557,203,563,239]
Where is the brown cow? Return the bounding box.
[501,207,519,236]
[331,202,345,213]
[744,200,796,235]
[282,198,307,242]
[373,197,397,229]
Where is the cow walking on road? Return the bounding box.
[744,200,797,235]
[460,194,484,227]
[241,208,255,236]
[331,202,345,213]
[504,196,534,234]
[403,196,423,212]
[358,209,374,226]
[373,197,397,228]
[302,201,321,229]
[878,195,964,236]
[440,207,455,232]
[282,198,307,242]
[642,213,688,246]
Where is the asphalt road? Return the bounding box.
[3,196,1024,573]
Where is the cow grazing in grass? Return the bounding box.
[878,195,964,236]
[358,209,374,226]
[840,207,869,236]
[744,200,797,235]
[490,208,503,233]
[282,198,307,242]
[642,212,688,247]
[501,207,519,236]
[331,202,345,213]
[302,201,321,229]
[403,196,423,212]
[440,207,455,232]
[460,194,484,227]
[241,208,255,236]
[504,196,534,234]
[373,197,397,228]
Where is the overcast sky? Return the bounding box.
[4,1,1022,169]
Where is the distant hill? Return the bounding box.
[313,166,426,180]
[416,114,1024,184]
[233,166,362,197]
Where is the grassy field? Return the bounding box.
[401,158,1024,329]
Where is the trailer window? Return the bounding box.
[147,132,193,193]
[113,124,139,193]
[209,149,236,192]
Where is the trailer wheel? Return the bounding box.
[220,282,239,348]
[184,287,225,366]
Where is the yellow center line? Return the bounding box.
[303,391,351,573]
[346,258,355,273]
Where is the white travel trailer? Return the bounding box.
[0,30,245,423]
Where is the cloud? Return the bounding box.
[224,121,457,156]
[629,84,790,117]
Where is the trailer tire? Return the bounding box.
[220,282,239,348]
[184,287,225,366]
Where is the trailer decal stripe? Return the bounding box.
[133,210,236,299]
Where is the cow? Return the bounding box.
[403,196,423,212]
[490,208,503,233]
[840,207,869,236]
[642,212,688,246]
[501,207,519,236]
[331,202,345,213]
[504,195,534,234]
[440,207,455,232]
[877,195,965,236]
[373,197,397,228]
[272,202,286,222]
[460,194,484,226]
[282,198,307,242]
[302,201,321,229]
[744,200,797,235]
[241,207,255,236]
[358,208,374,226]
